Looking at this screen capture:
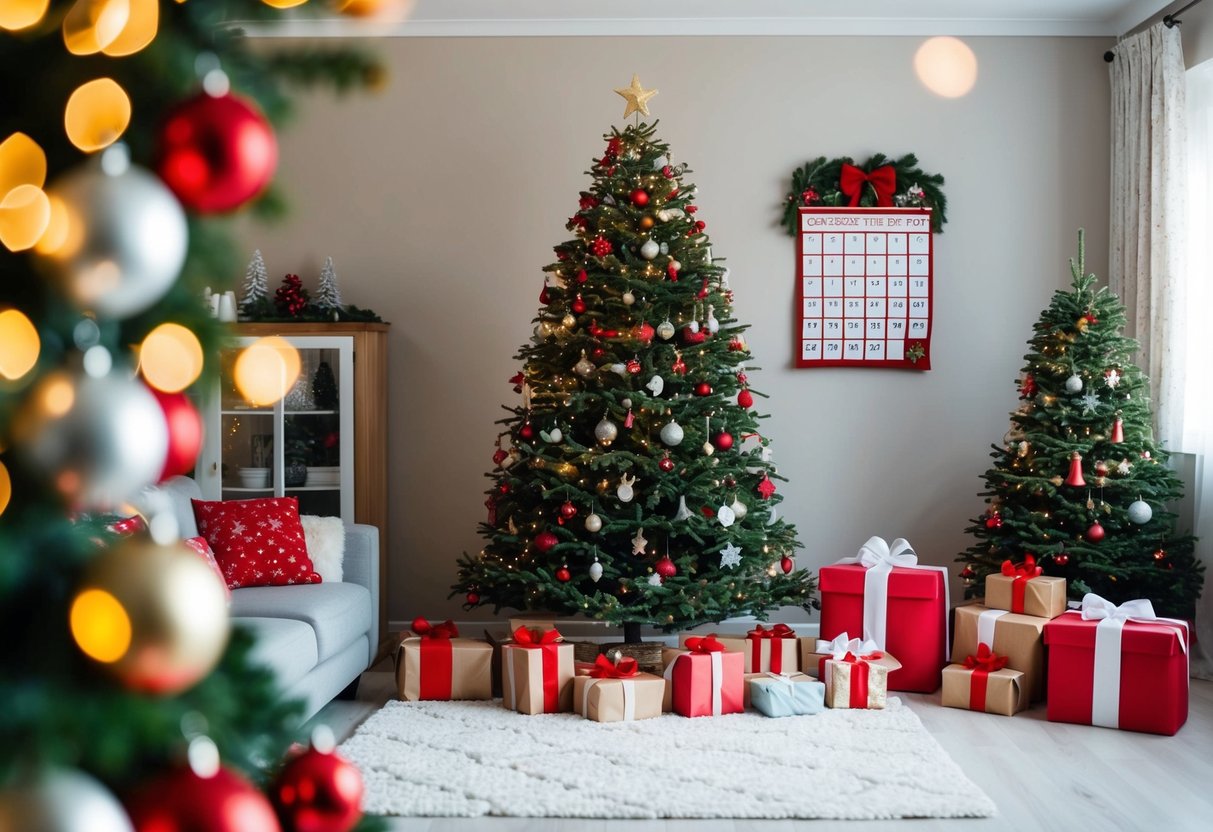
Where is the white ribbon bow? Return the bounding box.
[815,632,880,661]
[1080,593,1157,623]
[855,536,918,569]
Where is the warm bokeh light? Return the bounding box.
[140,322,203,393]
[33,193,70,255]
[101,0,156,56]
[262,0,308,8]
[0,184,50,252]
[0,0,49,31]
[63,0,130,55]
[70,588,132,663]
[0,308,41,380]
[0,460,11,516]
[0,132,47,196]
[41,373,75,417]
[65,78,132,152]
[914,36,978,98]
[234,336,301,406]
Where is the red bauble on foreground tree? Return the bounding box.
[125,757,281,832]
[156,90,278,213]
[149,387,204,481]
[272,728,365,832]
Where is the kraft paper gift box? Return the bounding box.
[940,645,1028,716]
[1043,596,1190,736]
[747,673,825,717]
[660,647,683,712]
[678,625,799,673]
[396,619,492,701]
[819,536,949,693]
[501,626,575,714]
[984,556,1067,620]
[666,636,744,718]
[953,603,1046,702]
[822,655,892,709]
[573,655,665,723]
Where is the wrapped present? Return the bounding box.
[941,644,1028,716]
[508,614,559,632]
[822,652,892,709]
[679,626,798,673]
[660,646,683,711]
[748,672,825,717]
[1044,594,1189,735]
[819,536,949,692]
[810,632,901,684]
[984,556,1067,619]
[573,654,664,722]
[396,619,492,701]
[953,603,1046,702]
[502,626,574,714]
[665,635,744,718]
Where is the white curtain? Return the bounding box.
[1184,59,1213,678]
[1109,23,1187,446]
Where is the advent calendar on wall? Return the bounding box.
[796,207,933,369]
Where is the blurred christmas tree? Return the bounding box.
[0,2,387,829]
[453,78,815,642]
[957,231,1202,617]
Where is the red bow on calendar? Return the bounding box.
[839,163,897,207]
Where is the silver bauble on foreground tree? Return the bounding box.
[0,768,135,832]
[39,145,187,320]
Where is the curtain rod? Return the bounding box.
[1104,0,1205,62]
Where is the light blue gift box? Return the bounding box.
[748,673,826,717]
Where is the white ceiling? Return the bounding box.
[248,0,1177,38]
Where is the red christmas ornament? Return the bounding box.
[624,408,634,428]
[491,448,507,466]
[466,591,481,605]
[780,555,794,574]
[591,347,607,360]
[1085,522,1105,542]
[671,354,688,375]
[712,431,734,451]
[626,358,642,375]
[681,327,707,345]
[801,187,820,205]
[484,495,497,524]
[605,137,622,158]
[1153,548,1167,561]
[697,279,710,300]
[1094,460,1109,478]
[960,565,976,580]
[156,91,278,214]
[150,388,203,482]
[1054,553,1069,566]
[695,382,712,396]
[275,273,309,317]
[667,262,680,280]
[579,194,598,210]
[630,188,650,206]
[519,422,534,440]
[1065,452,1086,487]
[737,389,754,408]
[577,269,588,284]
[1111,416,1125,444]
[728,337,747,352]
[659,455,675,472]
[685,205,698,214]
[534,531,559,552]
[662,165,674,178]
[631,322,655,344]
[756,473,777,500]
[1019,373,1037,399]
[655,556,677,578]
[273,744,365,832]
[572,294,587,314]
[509,371,525,392]
[555,566,571,582]
[126,766,281,832]
[560,500,578,519]
[590,235,612,257]
[985,514,1003,529]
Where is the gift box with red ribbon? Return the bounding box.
[678,625,798,673]
[396,619,492,701]
[984,555,1067,620]
[819,537,949,692]
[665,635,744,718]
[821,651,894,709]
[573,654,665,722]
[1044,595,1189,735]
[953,603,1046,702]
[941,644,1027,716]
[501,625,575,714]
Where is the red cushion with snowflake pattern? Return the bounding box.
[190,497,322,589]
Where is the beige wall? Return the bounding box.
[237,35,1111,626]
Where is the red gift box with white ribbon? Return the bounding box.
[664,635,744,718]
[1043,594,1189,736]
[818,536,949,692]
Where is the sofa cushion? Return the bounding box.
[235,616,319,691]
[230,582,371,664]
[192,496,321,588]
[155,475,203,538]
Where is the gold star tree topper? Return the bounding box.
[615,74,658,118]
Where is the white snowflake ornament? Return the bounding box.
[719,542,742,569]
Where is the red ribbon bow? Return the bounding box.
[1000,555,1041,613]
[964,643,1009,673]
[512,625,563,646]
[839,163,897,207]
[684,635,725,654]
[747,623,795,639]
[589,653,639,679]
[747,623,795,673]
[411,618,459,639]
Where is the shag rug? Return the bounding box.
[339,699,996,820]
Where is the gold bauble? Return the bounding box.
[70,537,229,694]
[639,216,655,230]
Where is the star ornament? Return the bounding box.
[615,74,658,119]
[1079,393,1101,415]
[631,529,649,555]
[719,542,743,570]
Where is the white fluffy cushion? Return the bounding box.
[300,515,345,583]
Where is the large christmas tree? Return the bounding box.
[958,231,1202,617]
[453,78,815,642]
[0,2,384,828]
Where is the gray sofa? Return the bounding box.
[155,476,379,720]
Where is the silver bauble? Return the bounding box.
[41,150,187,320]
[730,497,748,520]
[1127,499,1153,524]
[1064,374,1083,393]
[639,239,660,260]
[585,513,603,532]
[660,420,684,446]
[589,560,604,582]
[595,418,618,445]
[14,368,169,509]
[573,351,596,377]
[656,319,676,340]
[0,768,135,832]
[622,291,635,306]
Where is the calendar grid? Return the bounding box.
[795,207,933,369]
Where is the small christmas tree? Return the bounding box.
[452,79,815,643]
[957,231,1203,617]
[240,249,272,318]
[275,273,310,318]
[315,256,345,319]
[312,361,339,410]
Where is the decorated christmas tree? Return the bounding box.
[0,2,385,828]
[453,78,815,642]
[957,231,1202,617]
[240,249,272,318]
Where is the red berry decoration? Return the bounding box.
[126,765,281,832]
[712,431,734,451]
[572,294,587,314]
[534,531,559,552]
[275,273,309,317]
[630,188,650,206]
[149,387,203,482]
[555,566,571,582]
[1085,522,1105,542]
[985,513,1003,529]
[466,591,481,605]
[560,500,578,519]
[695,382,712,396]
[659,455,675,472]
[780,555,794,574]
[156,90,278,214]
[590,235,612,257]
[737,389,754,408]
[1054,554,1070,566]
[655,556,677,577]
[273,737,365,832]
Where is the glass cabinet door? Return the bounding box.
[199,335,355,522]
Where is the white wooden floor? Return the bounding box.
[310,664,1213,832]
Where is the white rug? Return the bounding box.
[339,699,996,820]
